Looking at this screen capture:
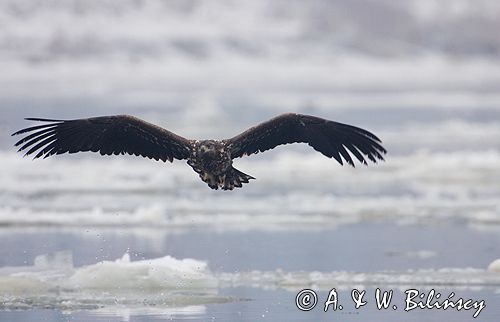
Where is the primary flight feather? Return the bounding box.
[12,113,386,190]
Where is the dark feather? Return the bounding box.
[12,115,191,161]
[225,113,386,166]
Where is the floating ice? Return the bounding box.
[2,251,500,314]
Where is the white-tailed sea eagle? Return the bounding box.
[12,113,386,190]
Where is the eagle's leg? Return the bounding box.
[188,159,219,190]
[187,157,254,191]
[221,167,255,190]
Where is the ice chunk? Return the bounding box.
[68,253,218,290]
[487,259,500,273]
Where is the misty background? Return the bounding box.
[1,0,500,143]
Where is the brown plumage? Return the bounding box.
[12,113,386,190]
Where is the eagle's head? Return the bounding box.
[197,140,221,160]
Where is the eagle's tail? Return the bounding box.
[220,167,255,190]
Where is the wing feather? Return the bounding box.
[17,129,56,152]
[225,113,386,166]
[12,115,192,161]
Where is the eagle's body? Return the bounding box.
[12,113,386,190]
[188,140,253,190]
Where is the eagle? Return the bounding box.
[12,113,386,190]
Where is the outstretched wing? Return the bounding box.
[12,115,192,162]
[225,113,386,166]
